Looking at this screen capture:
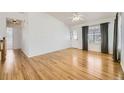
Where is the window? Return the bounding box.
[72,31,78,40]
[88,25,101,43]
[88,25,101,52]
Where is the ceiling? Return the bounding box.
[48,12,115,26]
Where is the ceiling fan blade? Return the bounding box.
[79,15,86,19]
[79,17,85,20]
[66,17,73,19]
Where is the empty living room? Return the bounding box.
[1,0,124,93]
[0,12,124,80]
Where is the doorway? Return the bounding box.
[6,18,22,50]
[6,27,13,50]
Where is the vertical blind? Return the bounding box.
[113,13,118,62]
[100,23,109,54]
[82,26,88,50]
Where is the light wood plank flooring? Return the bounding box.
[0,48,124,80]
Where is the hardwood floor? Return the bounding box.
[0,48,124,80]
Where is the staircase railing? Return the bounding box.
[0,37,6,62]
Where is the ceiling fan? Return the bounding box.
[68,12,86,22]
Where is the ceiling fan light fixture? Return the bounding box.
[72,16,80,22]
[72,12,84,22]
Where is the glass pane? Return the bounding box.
[73,31,78,40]
[88,25,101,52]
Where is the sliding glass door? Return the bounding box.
[88,25,101,52]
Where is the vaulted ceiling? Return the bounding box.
[48,12,116,26]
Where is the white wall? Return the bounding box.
[21,13,30,56]
[121,13,124,71]
[27,13,71,57]
[0,13,6,39]
[13,26,22,49]
[71,17,115,54]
